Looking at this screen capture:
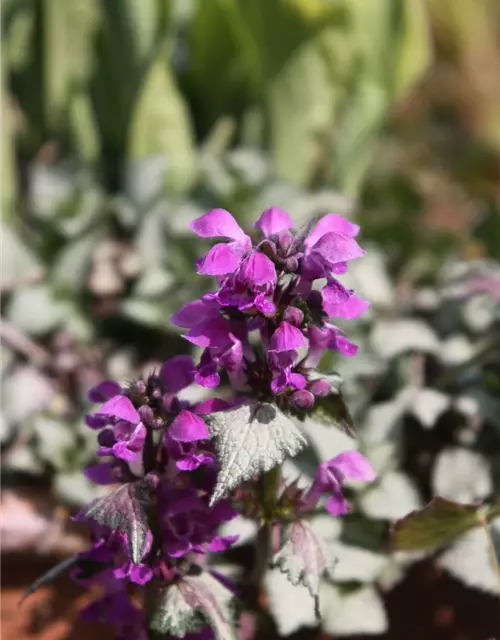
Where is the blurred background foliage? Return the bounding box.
[1,0,500,638]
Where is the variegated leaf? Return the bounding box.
[271,519,336,615]
[207,403,307,506]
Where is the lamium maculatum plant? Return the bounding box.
[26,208,376,639]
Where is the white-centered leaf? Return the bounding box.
[272,520,335,611]
[438,520,500,595]
[327,541,387,583]
[370,319,440,359]
[410,388,451,429]
[265,568,317,636]
[360,471,421,520]
[149,582,204,637]
[207,403,307,506]
[320,583,388,635]
[180,569,237,640]
[432,447,492,504]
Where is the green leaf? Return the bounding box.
[127,44,196,194]
[310,374,356,438]
[392,497,496,551]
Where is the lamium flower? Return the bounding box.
[32,205,376,640]
[174,207,369,414]
[304,451,376,515]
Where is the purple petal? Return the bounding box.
[195,367,220,388]
[305,214,360,248]
[184,318,231,349]
[129,563,153,585]
[85,414,110,429]
[97,395,140,424]
[83,462,117,485]
[169,410,210,442]
[310,232,365,266]
[112,441,137,462]
[255,207,294,237]
[208,535,239,552]
[326,294,370,319]
[193,398,233,414]
[239,251,276,288]
[269,321,306,352]
[288,372,307,390]
[329,451,376,482]
[190,209,249,245]
[171,298,219,328]
[176,453,214,471]
[160,355,195,393]
[254,294,275,314]
[335,335,359,357]
[322,279,351,306]
[198,243,241,276]
[88,380,121,403]
[326,493,349,516]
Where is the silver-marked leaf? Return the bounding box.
[272,520,335,615]
[149,582,205,637]
[80,478,153,564]
[180,569,238,640]
[207,403,307,506]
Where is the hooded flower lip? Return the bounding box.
[88,380,122,403]
[159,355,195,393]
[305,451,376,515]
[304,213,360,247]
[269,321,306,352]
[168,410,210,443]
[255,207,294,237]
[95,395,141,425]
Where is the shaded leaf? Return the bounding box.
[207,403,307,506]
[438,520,500,595]
[311,386,356,438]
[149,582,205,637]
[265,568,317,636]
[151,568,237,640]
[21,555,79,602]
[80,478,153,564]
[272,519,334,614]
[320,583,388,635]
[392,497,484,551]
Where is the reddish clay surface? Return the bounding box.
[2,554,499,640]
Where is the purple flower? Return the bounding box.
[190,209,251,276]
[269,321,306,352]
[305,451,376,515]
[158,482,237,558]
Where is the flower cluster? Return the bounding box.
[34,208,375,640]
[172,208,369,413]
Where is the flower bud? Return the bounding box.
[282,306,304,327]
[277,230,295,255]
[290,389,315,411]
[129,380,147,395]
[139,405,154,425]
[309,378,331,398]
[284,256,299,273]
[258,239,278,259]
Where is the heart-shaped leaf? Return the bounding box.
[207,403,307,506]
[392,497,497,551]
[80,478,153,564]
[150,567,237,640]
